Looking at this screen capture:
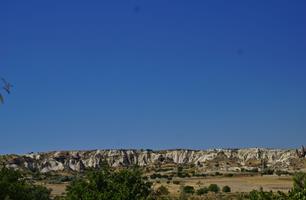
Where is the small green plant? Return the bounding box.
[173,180,180,185]
[183,185,195,194]
[196,187,209,195]
[208,184,220,193]
[261,168,274,175]
[224,173,234,177]
[155,185,170,196]
[222,185,231,193]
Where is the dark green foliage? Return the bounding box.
[222,185,231,193]
[208,184,220,193]
[215,172,222,176]
[224,173,234,177]
[155,185,170,196]
[182,185,195,194]
[292,172,306,191]
[275,170,290,176]
[177,166,189,178]
[194,173,207,177]
[150,173,162,179]
[241,168,259,173]
[150,173,170,180]
[246,173,306,200]
[196,187,209,195]
[65,165,152,200]
[288,172,306,200]
[249,190,287,200]
[261,168,274,175]
[0,167,51,200]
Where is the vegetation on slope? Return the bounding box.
[1,164,306,200]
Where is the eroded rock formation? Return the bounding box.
[1,148,304,173]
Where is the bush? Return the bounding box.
[150,173,162,179]
[183,185,195,194]
[208,184,220,193]
[196,187,209,195]
[222,185,231,193]
[173,180,180,185]
[261,168,274,175]
[249,189,287,200]
[292,172,306,191]
[155,185,170,196]
[65,165,152,200]
[0,167,51,200]
[215,172,222,176]
[224,173,234,177]
[275,170,290,176]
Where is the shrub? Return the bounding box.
[222,185,231,193]
[155,185,170,196]
[275,170,290,176]
[261,168,274,175]
[196,187,209,195]
[292,172,306,191]
[215,172,222,176]
[150,173,162,179]
[208,184,220,193]
[224,173,234,177]
[65,165,152,200]
[0,167,51,200]
[173,180,180,185]
[183,185,195,194]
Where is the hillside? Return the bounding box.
[1,148,305,173]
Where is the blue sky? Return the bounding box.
[0,0,306,154]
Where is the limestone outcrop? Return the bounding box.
[1,148,304,173]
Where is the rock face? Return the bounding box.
[1,148,304,173]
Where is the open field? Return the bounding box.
[153,175,293,195]
[44,175,293,197]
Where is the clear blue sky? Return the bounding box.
[0,0,306,154]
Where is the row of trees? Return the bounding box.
[1,166,306,200]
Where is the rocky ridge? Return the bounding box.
[1,148,304,173]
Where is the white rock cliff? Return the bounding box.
[1,148,304,173]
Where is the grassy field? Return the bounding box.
[44,175,293,198]
[153,175,293,196]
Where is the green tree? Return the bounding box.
[182,185,195,194]
[196,187,209,195]
[288,172,306,200]
[208,184,220,193]
[65,165,152,200]
[0,167,51,200]
[292,172,306,191]
[155,185,170,196]
[222,185,231,193]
